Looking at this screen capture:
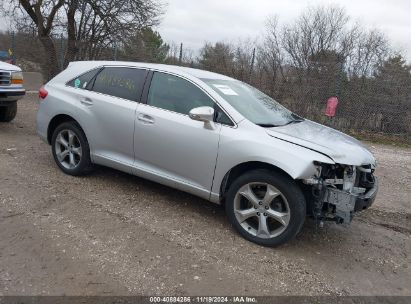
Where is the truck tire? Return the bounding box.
[225,169,306,247]
[0,102,17,122]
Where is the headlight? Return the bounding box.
[11,71,23,85]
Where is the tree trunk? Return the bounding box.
[39,35,60,80]
[65,0,79,67]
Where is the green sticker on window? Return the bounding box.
[74,78,81,88]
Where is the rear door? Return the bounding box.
[73,66,148,172]
[133,71,223,197]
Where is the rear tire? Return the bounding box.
[225,169,306,247]
[0,102,17,122]
[51,121,93,176]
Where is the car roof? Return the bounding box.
[68,61,234,81]
[54,60,246,124]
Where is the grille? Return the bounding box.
[0,70,11,86]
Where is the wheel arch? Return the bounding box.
[47,114,84,144]
[219,161,295,204]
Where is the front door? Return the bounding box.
[133,72,221,198]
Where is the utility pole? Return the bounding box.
[336,59,344,98]
[178,43,183,66]
[249,48,256,81]
[11,31,16,64]
[60,34,65,71]
[113,41,118,61]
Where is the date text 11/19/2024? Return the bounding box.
[149,296,257,303]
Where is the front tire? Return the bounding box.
[225,169,306,247]
[0,102,17,122]
[51,121,93,176]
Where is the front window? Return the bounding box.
[201,79,303,127]
[148,72,215,115]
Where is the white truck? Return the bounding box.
[0,61,25,122]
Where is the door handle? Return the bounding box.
[137,114,154,124]
[80,97,93,106]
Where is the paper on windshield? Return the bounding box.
[213,84,238,96]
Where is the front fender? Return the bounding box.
[211,124,334,200]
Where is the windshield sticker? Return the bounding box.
[74,78,81,88]
[213,84,238,96]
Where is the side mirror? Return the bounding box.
[189,106,214,122]
[189,106,215,130]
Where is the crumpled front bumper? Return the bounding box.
[354,177,379,212]
[324,177,378,224]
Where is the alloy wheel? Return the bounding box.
[234,182,290,239]
[54,129,82,169]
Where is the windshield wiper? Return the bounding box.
[257,119,304,128]
[256,123,280,128]
[281,119,304,126]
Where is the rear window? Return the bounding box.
[67,68,101,89]
[92,67,147,101]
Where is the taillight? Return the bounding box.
[39,86,48,99]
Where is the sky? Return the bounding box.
[158,0,411,61]
[0,0,409,61]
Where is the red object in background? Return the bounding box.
[38,86,48,100]
[325,96,339,117]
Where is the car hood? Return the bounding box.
[265,120,376,166]
[0,61,21,71]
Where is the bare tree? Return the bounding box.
[346,28,389,78]
[232,38,255,82]
[198,42,235,76]
[251,5,405,136]
[71,0,162,61]
[257,16,285,96]
[279,6,352,73]
[165,42,194,66]
[1,0,164,79]
[2,0,65,79]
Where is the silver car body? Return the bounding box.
[37,61,376,208]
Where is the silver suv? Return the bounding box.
[37,61,378,246]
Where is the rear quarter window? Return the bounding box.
[92,67,147,101]
[67,68,101,90]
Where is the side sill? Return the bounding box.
[93,153,213,202]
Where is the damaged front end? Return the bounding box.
[303,162,378,224]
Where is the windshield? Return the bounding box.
[201,78,303,127]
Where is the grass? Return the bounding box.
[346,130,411,148]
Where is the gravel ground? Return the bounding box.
[0,94,410,296]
